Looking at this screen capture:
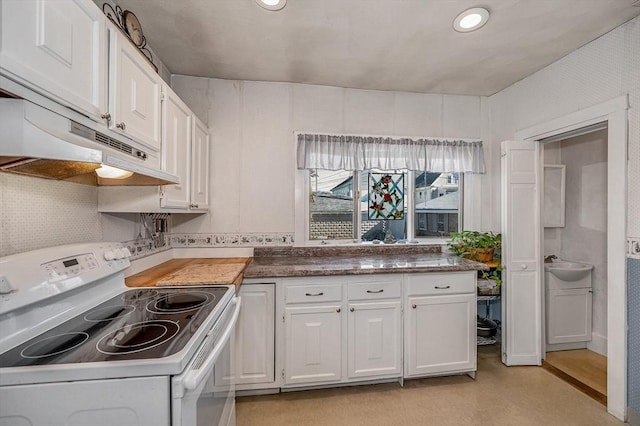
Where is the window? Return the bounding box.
[307,169,461,241]
[414,172,460,237]
[309,169,355,240]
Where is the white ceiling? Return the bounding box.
[117,0,640,96]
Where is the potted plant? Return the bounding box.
[478,265,503,295]
[448,230,501,263]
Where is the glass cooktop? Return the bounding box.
[0,287,230,368]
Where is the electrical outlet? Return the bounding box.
[629,238,640,258]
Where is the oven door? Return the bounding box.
[171,296,241,426]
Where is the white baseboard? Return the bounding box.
[546,342,587,352]
[587,332,607,356]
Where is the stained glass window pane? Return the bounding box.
[360,170,407,242]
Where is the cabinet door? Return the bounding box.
[108,25,161,151]
[547,288,592,344]
[190,117,210,211]
[285,305,342,385]
[160,87,191,209]
[236,284,275,387]
[0,0,106,119]
[348,301,401,379]
[405,294,475,377]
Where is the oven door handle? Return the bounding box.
[183,296,241,391]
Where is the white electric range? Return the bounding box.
[0,242,240,426]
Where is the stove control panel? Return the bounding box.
[42,253,99,281]
[0,242,132,318]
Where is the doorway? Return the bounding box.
[541,128,609,404]
[513,95,628,419]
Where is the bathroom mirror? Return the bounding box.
[543,164,566,228]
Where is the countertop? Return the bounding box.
[244,246,488,278]
[125,247,488,286]
[125,258,251,287]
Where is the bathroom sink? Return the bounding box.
[544,260,593,281]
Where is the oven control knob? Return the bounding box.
[104,251,116,261]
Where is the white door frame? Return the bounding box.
[515,95,629,420]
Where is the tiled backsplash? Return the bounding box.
[121,237,171,261]
[0,174,101,257]
[169,232,294,248]
[121,232,295,261]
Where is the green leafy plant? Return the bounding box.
[480,265,503,287]
[448,231,501,262]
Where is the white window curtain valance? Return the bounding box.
[296,134,485,173]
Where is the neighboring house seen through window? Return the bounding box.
[308,169,461,241]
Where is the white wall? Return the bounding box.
[487,17,639,237]
[170,77,484,235]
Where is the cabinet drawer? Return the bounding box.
[348,280,401,301]
[285,283,342,304]
[406,272,475,296]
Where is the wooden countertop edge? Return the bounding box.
[125,258,252,288]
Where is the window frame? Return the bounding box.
[296,168,464,245]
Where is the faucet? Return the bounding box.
[544,255,557,263]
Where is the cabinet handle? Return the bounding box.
[305,292,324,297]
[350,307,355,312]
[434,285,451,289]
[412,304,417,309]
[366,289,384,293]
[190,204,199,209]
[101,112,111,123]
[336,308,341,313]
[116,122,126,131]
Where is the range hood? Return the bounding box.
[0,99,179,186]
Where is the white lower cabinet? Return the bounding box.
[546,288,592,345]
[282,275,402,388]
[405,294,475,376]
[348,301,401,379]
[236,283,276,388]
[404,272,476,378]
[284,304,342,385]
[274,271,477,390]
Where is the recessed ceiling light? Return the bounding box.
[256,0,287,11]
[453,7,490,33]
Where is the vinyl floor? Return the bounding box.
[236,345,621,426]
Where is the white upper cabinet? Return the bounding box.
[0,0,107,119]
[190,117,210,211]
[107,22,162,151]
[160,86,192,209]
